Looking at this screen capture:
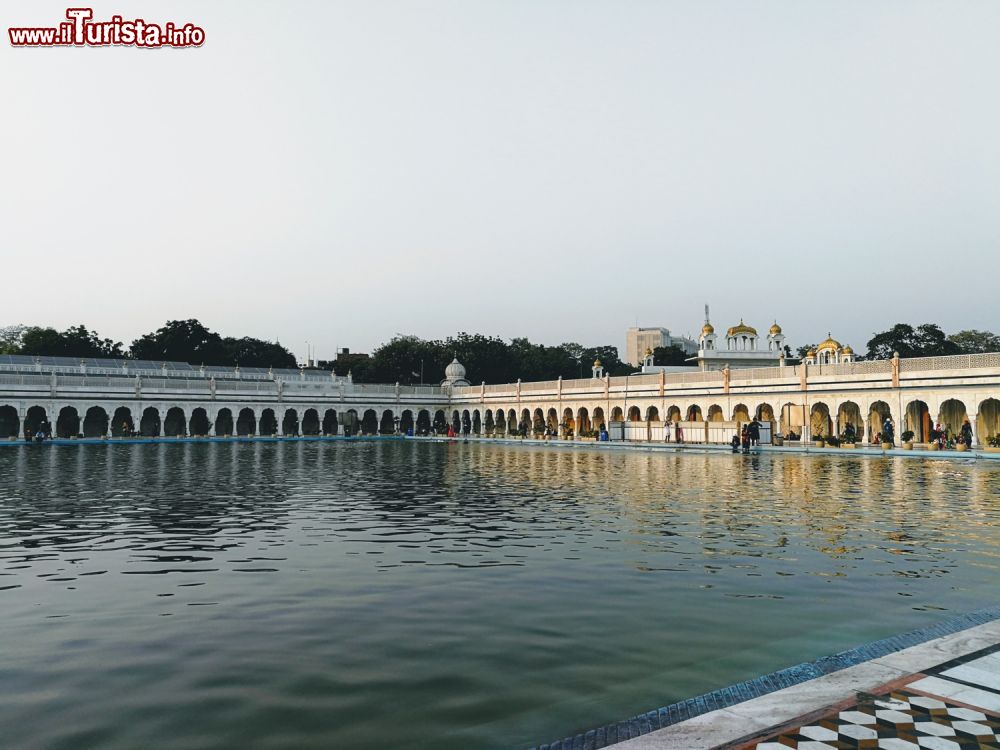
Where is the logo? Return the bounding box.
[9,7,205,48]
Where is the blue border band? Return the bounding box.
[527,604,1000,750]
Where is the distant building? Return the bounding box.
[687,307,787,371]
[624,327,698,366]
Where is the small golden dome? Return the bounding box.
[702,322,715,335]
[593,358,602,367]
[806,349,817,357]
[817,333,842,351]
[644,347,653,356]
[769,321,782,335]
[726,319,758,337]
[841,345,853,354]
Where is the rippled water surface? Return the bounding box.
[1,441,999,749]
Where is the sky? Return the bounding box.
[3,0,999,362]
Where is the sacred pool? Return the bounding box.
[1,440,997,749]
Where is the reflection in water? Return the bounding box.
[0,442,998,749]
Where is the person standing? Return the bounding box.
[961,418,973,447]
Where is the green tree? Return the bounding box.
[130,319,228,364]
[18,324,123,358]
[652,345,694,367]
[580,345,630,376]
[222,337,297,368]
[0,325,26,354]
[948,329,1000,354]
[866,323,960,360]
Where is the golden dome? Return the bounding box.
[769,321,782,335]
[817,333,842,351]
[593,358,602,367]
[701,322,715,335]
[806,349,817,358]
[841,345,854,354]
[726,319,758,337]
[644,347,653,356]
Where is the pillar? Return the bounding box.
[969,414,978,447]
[253,411,261,437]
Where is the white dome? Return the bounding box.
[445,357,466,379]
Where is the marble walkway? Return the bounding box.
[614,620,1000,750]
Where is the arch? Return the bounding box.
[518,408,530,434]
[361,409,378,435]
[978,398,1000,444]
[323,408,339,435]
[237,407,256,436]
[756,403,774,422]
[779,402,802,439]
[56,405,82,438]
[215,408,234,437]
[414,409,430,435]
[342,409,360,436]
[707,404,725,422]
[645,406,659,422]
[836,401,862,441]
[492,409,505,435]
[546,408,559,431]
[25,406,49,437]
[282,408,300,436]
[400,409,415,435]
[810,403,832,438]
[868,401,892,444]
[610,406,624,422]
[189,407,210,436]
[627,406,641,422]
[577,407,591,435]
[301,408,320,436]
[937,399,969,440]
[665,405,681,422]
[532,408,545,433]
[562,407,575,434]
[731,403,750,423]
[592,407,606,429]
[163,407,186,437]
[259,408,278,436]
[686,405,703,422]
[82,405,109,438]
[140,406,161,436]
[0,405,19,438]
[463,409,474,435]
[903,399,930,442]
[377,409,396,434]
[471,409,481,435]
[110,406,134,437]
[507,408,517,434]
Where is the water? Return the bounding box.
[1,441,998,749]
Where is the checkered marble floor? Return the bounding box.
[742,647,1000,750]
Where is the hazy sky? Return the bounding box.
[4,0,998,361]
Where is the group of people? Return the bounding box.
[663,419,684,444]
[23,421,52,442]
[730,418,763,454]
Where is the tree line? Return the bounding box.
[3,319,996,385]
[795,324,999,361]
[0,320,298,369]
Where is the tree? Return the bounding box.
[652,345,694,367]
[17,324,123,358]
[866,323,960,360]
[796,344,816,359]
[222,337,297,369]
[948,329,1000,354]
[130,319,228,365]
[0,325,26,354]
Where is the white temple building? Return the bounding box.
[687,307,787,371]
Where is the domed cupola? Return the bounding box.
[726,318,759,351]
[441,357,470,387]
[766,320,785,353]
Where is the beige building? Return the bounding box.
[625,327,697,366]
